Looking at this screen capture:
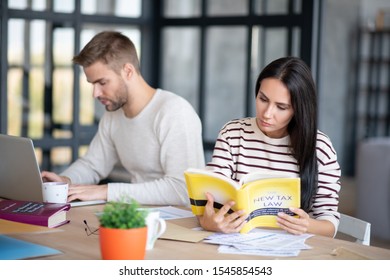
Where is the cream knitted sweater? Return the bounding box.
[61,89,205,206]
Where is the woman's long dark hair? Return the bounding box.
[255,57,318,212]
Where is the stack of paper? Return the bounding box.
[204,228,313,257]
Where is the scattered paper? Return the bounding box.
[96,206,194,220]
[141,206,194,220]
[204,228,313,257]
[218,245,301,257]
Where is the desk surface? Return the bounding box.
[7,204,390,260]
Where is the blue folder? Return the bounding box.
[0,235,61,260]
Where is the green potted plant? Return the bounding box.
[98,198,148,260]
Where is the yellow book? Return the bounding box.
[184,168,301,234]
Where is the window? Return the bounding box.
[0,0,318,171]
[160,0,315,161]
[1,0,145,173]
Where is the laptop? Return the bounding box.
[0,134,105,207]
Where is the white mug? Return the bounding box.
[145,211,166,250]
[42,182,68,203]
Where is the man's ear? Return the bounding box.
[122,63,134,79]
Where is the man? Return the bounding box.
[41,31,205,206]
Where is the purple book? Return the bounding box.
[0,200,70,228]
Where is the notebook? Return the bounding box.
[0,134,105,207]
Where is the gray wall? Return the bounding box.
[318,0,390,175]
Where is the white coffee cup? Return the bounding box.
[145,211,166,250]
[42,182,69,203]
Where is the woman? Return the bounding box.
[200,57,341,237]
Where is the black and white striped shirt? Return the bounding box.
[206,117,341,231]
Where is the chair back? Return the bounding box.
[338,213,371,246]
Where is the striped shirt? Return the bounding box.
[206,117,341,231]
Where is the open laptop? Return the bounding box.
[0,134,105,207]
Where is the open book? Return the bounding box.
[184,168,300,233]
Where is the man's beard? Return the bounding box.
[105,97,126,111]
[105,82,128,111]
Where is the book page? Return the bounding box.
[239,171,295,186]
[185,168,239,188]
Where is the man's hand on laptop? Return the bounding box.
[41,171,107,202]
[41,171,71,185]
[68,184,108,202]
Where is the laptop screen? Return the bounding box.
[0,134,43,202]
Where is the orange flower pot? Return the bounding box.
[99,226,147,260]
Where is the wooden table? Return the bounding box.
[6,204,390,260]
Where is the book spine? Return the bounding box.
[0,213,48,227]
